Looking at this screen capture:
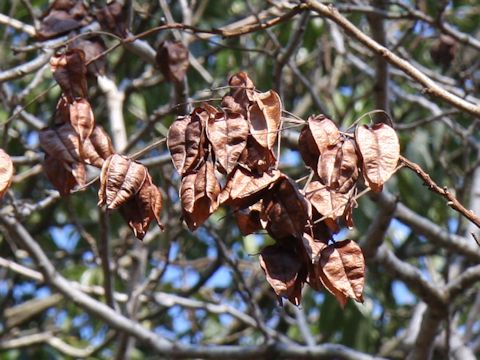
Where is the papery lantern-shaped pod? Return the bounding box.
[206,111,249,175]
[180,161,221,231]
[119,172,164,240]
[259,244,306,306]
[355,123,400,192]
[98,154,147,210]
[50,49,88,101]
[156,40,190,84]
[317,240,365,307]
[167,107,208,176]
[248,90,282,150]
[80,125,115,168]
[0,149,14,198]
[69,98,95,141]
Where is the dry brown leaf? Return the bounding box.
[319,240,365,304]
[167,109,207,176]
[206,111,249,174]
[95,0,128,37]
[50,49,88,101]
[259,245,303,304]
[304,181,352,221]
[237,135,276,174]
[69,99,94,141]
[298,124,319,170]
[225,167,281,208]
[0,149,13,198]
[317,139,359,193]
[156,40,190,84]
[98,154,147,210]
[119,172,164,240]
[180,161,220,231]
[355,123,400,192]
[317,144,338,188]
[81,125,114,168]
[249,90,282,150]
[308,115,340,154]
[43,154,77,196]
[263,177,310,240]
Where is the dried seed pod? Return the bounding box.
[39,123,82,164]
[0,149,14,198]
[180,161,221,231]
[43,154,77,196]
[355,123,400,192]
[71,36,107,76]
[301,233,328,263]
[81,125,114,168]
[308,115,340,154]
[95,0,128,37]
[98,154,147,210]
[259,244,304,305]
[317,139,359,193]
[37,0,89,40]
[262,177,310,240]
[156,40,190,83]
[119,172,164,240]
[223,167,281,208]
[234,201,265,236]
[249,90,282,150]
[304,181,353,221]
[167,108,208,176]
[237,136,277,174]
[298,124,320,170]
[222,72,256,117]
[206,111,249,174]
[69,98,94,141]
[54,96,71,125]
[50,49,88,101]
[319,240,365,306]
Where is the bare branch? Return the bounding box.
[305,1,480,118]
[0,214,385,359]
[400,156,480,229]
[0,12,36,36]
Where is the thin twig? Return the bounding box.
[305,0,480,118]
[400,156,480,229]
[99,208,116,309]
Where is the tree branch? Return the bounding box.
[304,0,480,118]
[0,214,385,359]
[400,156,480,229]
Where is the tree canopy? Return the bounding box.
[1,1,480,359]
